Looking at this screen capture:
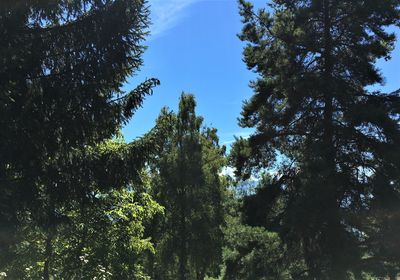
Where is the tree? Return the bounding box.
[0,135,166,279]
[148,94,225,280]
[220,180,297,280]
[0,0,159,277]
[232,0,400,279]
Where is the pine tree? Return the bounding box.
[148,93,225,280]
[232,0,400,279]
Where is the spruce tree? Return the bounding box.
[0,0,158,277]
[232,0,400,279]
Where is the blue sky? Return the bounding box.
[122,0,400,146]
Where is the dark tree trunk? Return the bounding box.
[43,198,56,280]
[178,133,188,280]
[178,206,187,280]
[43,229,53,280]
[322,1,335,170]
[321,0,349,278]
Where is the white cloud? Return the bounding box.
[148,0,201,37]
[221,131,252,146]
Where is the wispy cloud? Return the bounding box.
[221,131,253,146]
[148,0,201,37]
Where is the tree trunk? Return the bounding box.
[178,128,188,280]
[43,198,56,280]
[43,228,53,280]
[322,0,334,169]
[321,0,350,279]
[179,202,187,280]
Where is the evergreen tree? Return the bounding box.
[232,0,400,279]
[0,0,159,277]
[221,180,299,280]
[148,94,225,280]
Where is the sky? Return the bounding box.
[122,0,400,146]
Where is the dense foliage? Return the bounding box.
[2,139,163,279]
[1,0,399,279]
[0,0,160,278]
[146,94,226,280]
[231,0,400,279]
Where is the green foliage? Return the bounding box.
[223,223,288,280]
[147,93,226,280]
[1,0,399,279]
[232,0,400,279]
[0,1,161,278]
[1,140,163,279]
[217,186,306,280]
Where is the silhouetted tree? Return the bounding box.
[148,94,225,280]
[232,0,400,278]
[0,0,159,277]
